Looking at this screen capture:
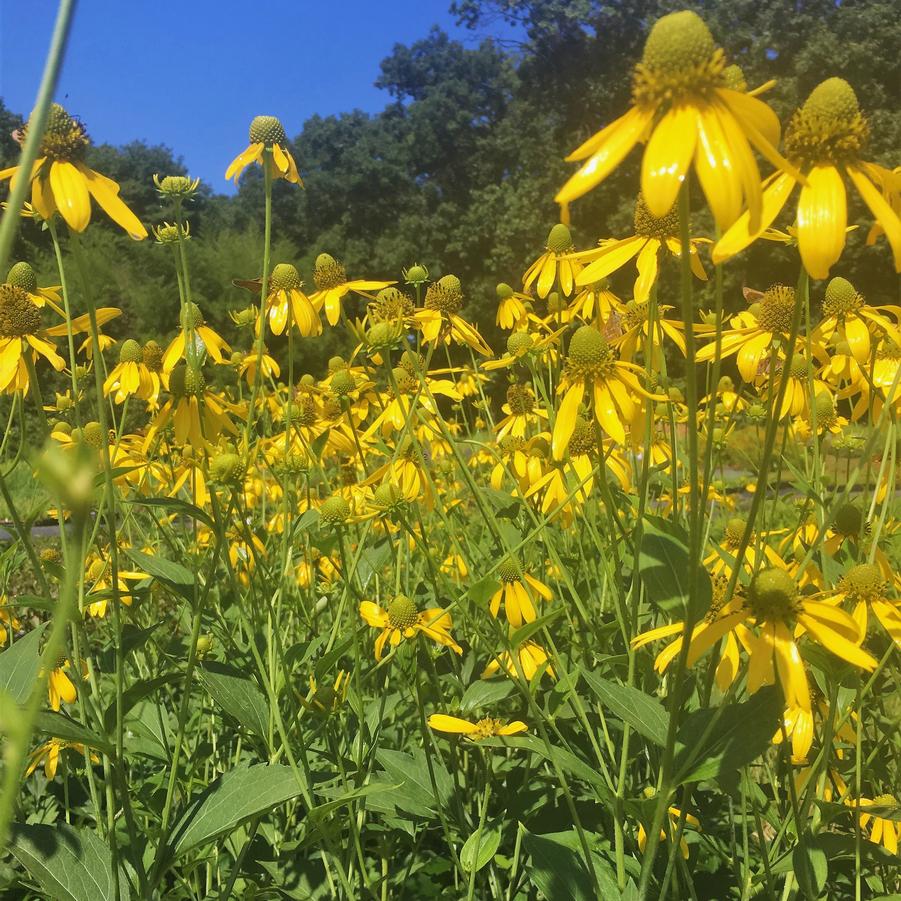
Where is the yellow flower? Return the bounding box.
[523,224,583,299]
[427,714,527,741]
[225,115,302,185]
[0,284,66,393]
[0,595,21,645]
[263,263,320,337]
[482,640,555,683]
[571,196,708,303]
[46,659,84,710]
[236,347,280,388]
[489,557,552,628]
[103,339,163,405]
[637,800,700,860]
[302,671,349,715]
[359,595,462,661]
[26,738,98,779]
[696,284,800,383]
[551,325,657,456]
[715,78,901,279]
[850,794,901,855]
[821,563,901,649]
[309,253,393,327]
[162,303,231,372]
[495,282,531,329]
[556,11,794,232]
[412,275,492,356]
[0,104,146,238]
[5,261,65,316]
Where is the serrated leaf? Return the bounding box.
[197,662,269,739]
[460,824,501,873]
[581,669,668,747]
[674,685,781,785]
[0,624,47,704]
[9,822,130,901]
[166,764,304,861]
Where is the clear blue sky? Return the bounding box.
[0,0,516,192]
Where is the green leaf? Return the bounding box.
[9,822,130,901]
[125,496,214,529]
[638,521,711,619]
[793,834,828,897]
[125,548,193,591]
[674,685,782,785]
[167,764,304,860]
[309,782,396,822]
[508,607,563,647]
[460,824,501,873]
[467,575,499,609]
[104,673,180,733]
[460,679,513,712]
[0,624,47,704]
[376,748,453,815]
[581,669,668,747]
[197,662,270,739]
[521,828,595,901]
[34,711,114,756]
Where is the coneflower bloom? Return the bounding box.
[570,196,708,303]
[482,639,555,682]
[715,78,901,279]
[225,115,302,185]
[359,594,462,661]
[0,284,65,393]
[413,275,492,356]
[489,557,552,628]
[309,253,393,327]
[427,714,527,741]
[523,224,583,299]
[0,104,147,238]
[551,324,657,456]
[555,11,795,232]
[162,303,230,372]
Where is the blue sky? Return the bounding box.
[0,0,516,192]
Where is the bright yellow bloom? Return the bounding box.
[482,640,555,683]
[637,800,700,860]
[715,78,901,279]
[850,795,901,855]
[225,115,302,185]
[523,224,583,299]
[0,104,146,238]
[495,282,531,329]
[551,325,657,456]
[104,339,163,405]
[821,563,901,649]
[427,714,527,741]
[47,662,79,711]
[556,11,794,232]
[26,738,98,779]
[309,253,393,327]
[489,558,552,628]
[162,303,230,372]
[571,196,708,303]
[263,263,320,337]
[0,284,66,393]
[359,595,462,661]
[413,274,492,356]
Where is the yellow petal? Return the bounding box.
[797,165,847,280]
[49,161,91,232]
[712,172,795,264]
[633,240,659,303]
[427,714,476,734]
[641,105,698,219]
[576,236,645,286]
[78,164,147,239]
[551,381,584,460]
[556,106,652,205]
[694,105,744,231]
[498,721,528,736]
[848,166,901,273]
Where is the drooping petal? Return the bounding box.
[848,166,901,273]
[694,105,744,231]
[428,714,477,734]
[576,236,645,286]
[797,165,847,280]
[641,105,698,219]
[77,164,147,239]
[556,106,653,205]
[49,161,91,232]
[551,381,584,461]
